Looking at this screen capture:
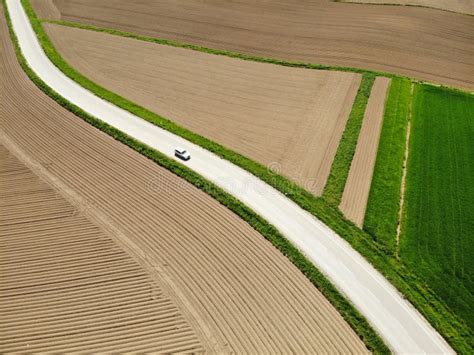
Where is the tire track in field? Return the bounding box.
[0,5,367,354]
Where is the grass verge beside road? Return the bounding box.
[13,1,474,351]
[364,78,411,253]
[401,84,474,332]
[322,74,375,205]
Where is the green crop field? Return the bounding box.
[364,78,411,254]
[401,84,474,330]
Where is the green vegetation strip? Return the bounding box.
[4,2,387,353]
[322,74,375,205]
[401,84,474,333]
[16,1,474,351]
[364,78,411,254]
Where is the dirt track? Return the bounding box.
[340,77,390,227]
[42,0,474,90]
[339,0,473,15]
[0,6,366,353]
[45,23,361,196]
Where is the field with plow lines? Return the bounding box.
[0,144,203,353]
[44,22,361,196]
[35,0,474,90]
[336,0,473,15]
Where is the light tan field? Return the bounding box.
[0,6,367,353]
[338,0,473,15]
[41,0,474,90]
[340,77,391,227]
[0,143,203,353]
[45,23,361,196]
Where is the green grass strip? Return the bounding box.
[322,74,375,205]
[4,1,388,353]
[16,1,474,351]
[364,78,411,253]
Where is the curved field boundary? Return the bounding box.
[0,144,203,353]
[1,2,385,353]
[339,77,391,227]
[11,0,473,351]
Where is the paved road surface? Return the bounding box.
[6,0,453,353]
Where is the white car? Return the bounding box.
[174,147,191,161]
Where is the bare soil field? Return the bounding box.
[340,77,390,227]
[0,6,367,353]
[41,0,474,90]
[0,144,203,353]
[45,23,361,196]
[30,0,60,20]
[338,0,473,15]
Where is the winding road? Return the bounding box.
[5,0,453,353]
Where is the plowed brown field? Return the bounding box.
[42,0,474,90]
[0,143,203,353]
[339,0,473,15]
[45,23,361,196]
[0,5,367,353]
[340,77,390,227]
[30,0,60,20]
